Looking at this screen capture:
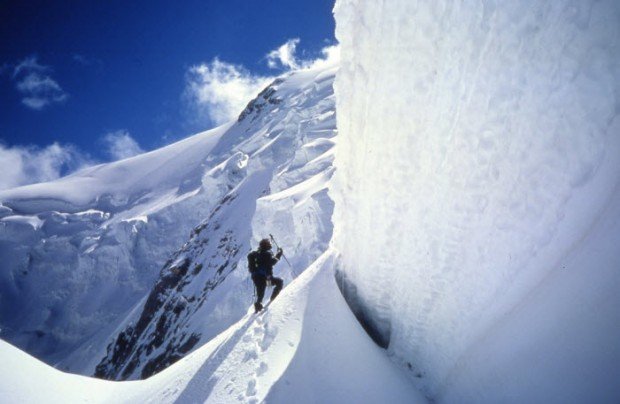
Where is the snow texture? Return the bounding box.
[333,0,620,402]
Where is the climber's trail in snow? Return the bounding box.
[0,250,426,403]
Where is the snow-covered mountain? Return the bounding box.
[0,61,337,377]
[2,0,620,402]
[93,67,337,380]
[0,124,228,368]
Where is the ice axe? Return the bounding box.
[269,234,295,276]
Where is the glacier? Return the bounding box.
[332,0,620,402]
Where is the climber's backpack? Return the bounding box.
[247,251,258,273]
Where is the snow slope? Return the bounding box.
[0,125,230,367]
[0,60,337,376]
[0,251,426,404]
[333,0,620,402]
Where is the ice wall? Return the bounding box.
[333,0,620,401]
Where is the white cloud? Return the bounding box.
[185,58,274,126]
[103,130,144,161]
[0,143,91,190]
[184,41,340,129]
[267,38,301,69]
[0,130,145,190]
[305,45,340,70]
[266,39,340,71]
[12,56,46,77]
[12,56,68,110]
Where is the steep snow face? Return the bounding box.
[92,64,337,380]
[333,0,620,401]
[0,63,337,376]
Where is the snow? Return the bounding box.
[0,59,339,379]
[0,125,232,369]
[0,214,44,230]
[0,338,136,403]
[0,251,426,404]
[0,123,228,212]
[91,63,338,381]
[440,186,620,403]
[333,0,620,401]
[3,1,619,401]
[144,251,423,404]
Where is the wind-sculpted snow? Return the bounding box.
[93,64,337,380]
[333,0,620,401]
[0,63,337,377]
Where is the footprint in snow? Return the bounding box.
[256,361,268,376]
[242,349,258,362]
[259,327,277,351]
[246,378,257,397]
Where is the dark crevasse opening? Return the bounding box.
[334,269,391,349]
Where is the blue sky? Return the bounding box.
[0,0,335,189]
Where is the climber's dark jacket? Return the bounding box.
[247,248,282,277]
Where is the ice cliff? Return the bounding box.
[332,0,620,402]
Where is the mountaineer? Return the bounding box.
[247,238,284,313]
